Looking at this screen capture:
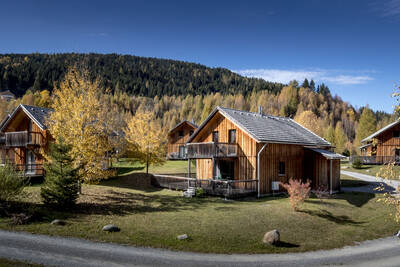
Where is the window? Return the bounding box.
[228,129,236,144]
[394,131,400,138]
[189,130,194,136]
[278,161,285,176]
[178,131,184,137]
[212,131,219,142]
[179,146,185,158]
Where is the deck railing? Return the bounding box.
[14,163,44,176]
[167,151,187,160]
[350,156,400,165]
[186,142,238,158]
[5,131,44,147]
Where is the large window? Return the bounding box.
[278,161,285,176]
[394,131,400,138]
[212,131,219,142]
[228,129,236,144]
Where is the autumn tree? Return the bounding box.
[294,110,324,137]
[48,67,119,183]
[124,111,166,174]
[354,106,377,149]
[334,122,347,154]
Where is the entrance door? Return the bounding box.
[215,160,234,180]
[26,150,35,174]
[396,149,400,163]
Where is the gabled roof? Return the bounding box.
[0,104,53,132]
[168,120,198,134]
[0,90,15,97]
[361,120,400,143]
[188,106,332,147]
[307,148,345,160]
[359,143,372,149]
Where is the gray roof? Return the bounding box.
[361,120,400,143]
[188,106,332,147]
[0,104,53,132]
[307,148,345,160]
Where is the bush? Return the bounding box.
[195,187,204,197]
[280,179,311,211]
[41,139,80,208]
[312,185,330,202]
[0,163,27,202]
[352,158,363,169]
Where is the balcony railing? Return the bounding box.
[167,152,187,160]
[5,131,44,147]
[186,142,238,158]
[14,163,44,176]
[350,156,400,165]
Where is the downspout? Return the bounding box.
[257,143,268,198]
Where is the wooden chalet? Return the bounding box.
[0,104,53,176]
[167,120,197,160]
[185,107,344,197]
[0,90,16,101]
[358,120,400,164]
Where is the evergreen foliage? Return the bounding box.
[0,164,26,202]
[40,139,80,208]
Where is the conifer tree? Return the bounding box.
[301,78,310,89]
[41,139,80,208]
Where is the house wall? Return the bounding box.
[375,124,400,157]
[167,122,197,156]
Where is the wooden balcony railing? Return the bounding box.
[186,142,238,158]
[5,131,44,147]
[14,164,44,176]
[350,156,400,165]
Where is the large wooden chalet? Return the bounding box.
[359,120,400,164]
[185,107,343,197]
[167,120,197,160]
[0,104,53,176]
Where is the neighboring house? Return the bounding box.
[0,104,53,176]
[167,120,197,160]
[0,90,16,101]
[358,120,400,164]
[186,107,343,197]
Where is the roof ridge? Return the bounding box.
[217,106,290,120]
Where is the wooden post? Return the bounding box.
[187,158,191,188]
[329,159,333,195]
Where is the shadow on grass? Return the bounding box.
[299,209,364,225]
[335,192,375,207]
[275,241,300,248]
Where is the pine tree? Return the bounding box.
[309,80,316,91]
[41,139,80,208]
[301,78,310,89]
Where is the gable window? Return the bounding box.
[228,129,236,144]
[278,161,285,176]
[394,131,400,138]
[212,131,219,142]
[178,131,184,138]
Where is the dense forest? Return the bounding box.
[0,53,283,97]
[0,53,395,155]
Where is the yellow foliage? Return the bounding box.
[124,111,166,173]
[48,67,117,183]
[294,110,324,137]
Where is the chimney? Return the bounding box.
[258,106,263,115]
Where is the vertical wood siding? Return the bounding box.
[167,122,197,155]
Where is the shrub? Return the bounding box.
[352,158,363,169]
[195,187,204,197]
[0,163,27,202]
[280,178,311,211]
[312,185,330,202]
[41,139,80,208]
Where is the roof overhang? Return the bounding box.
[361,119,400,143]
[307,148,345,160]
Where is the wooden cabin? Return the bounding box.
[167,120,197,160]
[0,90,16,101]
[0,104,53,176]
[186,107,343,196]
[359,120,400,164]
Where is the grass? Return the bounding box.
[341,160,400,178]
[0,174,398,254]
[0,258,42,267]
[113,159,195,176]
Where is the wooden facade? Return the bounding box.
[0,107,51,176]
[167,121,197,159]
[189,110,341,195]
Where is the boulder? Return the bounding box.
[50,219,66,226]
[102,224,120,232]
[263,229,280,245]
[177,234,188,240]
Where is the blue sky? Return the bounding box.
[0,0,399,113]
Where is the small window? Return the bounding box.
[212,131,219,142]
[394,131,400,138]
[178,131,184,137]
[228,129,236,144]
[278,162,285,176]
[189,130,194,136]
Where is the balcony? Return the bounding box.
[186,142,238,159]
[5,131,44,147]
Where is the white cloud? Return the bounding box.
[234,69,374,85]
[380,0,400,18]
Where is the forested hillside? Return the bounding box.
[0,53,283,97]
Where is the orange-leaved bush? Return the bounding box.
[280,178,311,211]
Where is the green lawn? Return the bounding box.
[341,161,400,178]
[0,174,398,254]
[0,258,42,267]
[114,159,195,176]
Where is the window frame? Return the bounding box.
[212,131,219,143]
[278,161,285,176]
[228,129,236,144]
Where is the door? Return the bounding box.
[215,160,234,180]
[26,150,35,174]
[179,145,185,158]
[395,149,400,162]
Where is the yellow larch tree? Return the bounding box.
[124,111,166,174]
[48,67,118,183]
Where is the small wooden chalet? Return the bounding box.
[186,107,344,197]
[0,104,53,176]
[358,120,400,164]
[0,90,16,101]
[167,120,197,160]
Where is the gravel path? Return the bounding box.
[341,170,400,194]
[1,230,400,267]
